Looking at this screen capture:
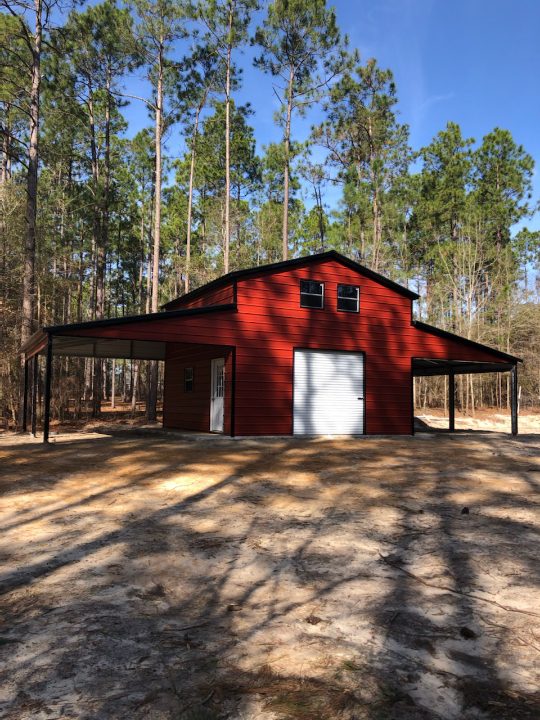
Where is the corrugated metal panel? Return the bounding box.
[293,350,364,435]
[165,282,234,310]
[65,256,514,436]
[163,344,232,434]
[51,336,166,360]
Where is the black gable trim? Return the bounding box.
[162,251,419,309]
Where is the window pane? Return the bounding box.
[337,285,359,312]
[300,280,324,308]
[300,280,323,295]
[338,284,358,299]
[301,293,324,308]
[337,297,358,312]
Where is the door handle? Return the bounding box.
[357,397,363,400]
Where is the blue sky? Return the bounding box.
[120,0,540,231]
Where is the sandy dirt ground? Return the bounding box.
[416,410,540,435]
[0,428,539,720]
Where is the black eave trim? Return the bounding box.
[44,303,237,334]
[162,250,419,309]
[413,320,522,363]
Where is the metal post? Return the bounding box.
[449,372,455,432]
[511,365,518,436]
[22,358,29,432]
[43,336,53,443]
[31,354,38,437]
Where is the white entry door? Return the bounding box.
[210,357,225,433]
[293,349,364,435]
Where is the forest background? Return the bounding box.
[1,0,539,427]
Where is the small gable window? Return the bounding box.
[337,284,359,313]
[184,367,194,392]
[300,280,324,309]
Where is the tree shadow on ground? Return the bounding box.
[0,431,539,719]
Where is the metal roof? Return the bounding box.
[20,303,236,359]
[413,358,516,376]
[413,321,522,364]
[162,250,420,309]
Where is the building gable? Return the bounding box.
[162,251,418,312]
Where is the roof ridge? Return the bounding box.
[162,250,419,309]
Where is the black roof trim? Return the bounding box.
[413,320,522,363]
[20,328,49,355]
[45,303,237,334]
[162,250,419,309]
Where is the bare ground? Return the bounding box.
[0,428,539,720]
[417,410,540,435]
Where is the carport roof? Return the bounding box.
[20,302,521,369]
[413,358,517,377]
[413,321,522,365]
[20,303,236,360]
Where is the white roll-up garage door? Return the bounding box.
[293,349,365,435]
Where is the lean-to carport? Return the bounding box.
[20,331,168,443]
[19,304,236,443]
[412,358,520,436]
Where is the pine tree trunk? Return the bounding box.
[111,358,116,409]
[282,66,294,261]
[131,360,139,412]
[19,0,43,427]
[185,102,203,293]
[88,93,103,417]
[22,0,42,346]
[151,44,163,314]
[223,5,233,274]
[148,40,164,422]
[100,66,112,316]
[139,208,145,311]
[1,106,11,183]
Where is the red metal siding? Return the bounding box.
[163,343,232,434]
[165,283,234,310]
[62,257,513,436]
[232,259,414,435]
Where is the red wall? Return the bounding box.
[62,257,513,436]
[233,259,414,435]
[163,343,232,434]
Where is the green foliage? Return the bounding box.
[0,0,538,422]
[194,100,260,197]
[316,56,411,272]
[414,121,474,242]
[0,13,31,175]
[253,0,342,112]
[473,127,534,247]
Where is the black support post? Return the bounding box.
[511,365,518,436]
[22,358,29,432]
[31,354,38,437]
[448,372,455,432]
[43,337,53,443]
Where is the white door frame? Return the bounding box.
[210,357,225,433]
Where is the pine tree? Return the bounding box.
[131,0,188,420]
[316,56,410,271]
[197,0,258,272]
[254,0,343,260]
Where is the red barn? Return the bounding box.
[21,251,521,441]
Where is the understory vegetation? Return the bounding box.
[1,0,539,428]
